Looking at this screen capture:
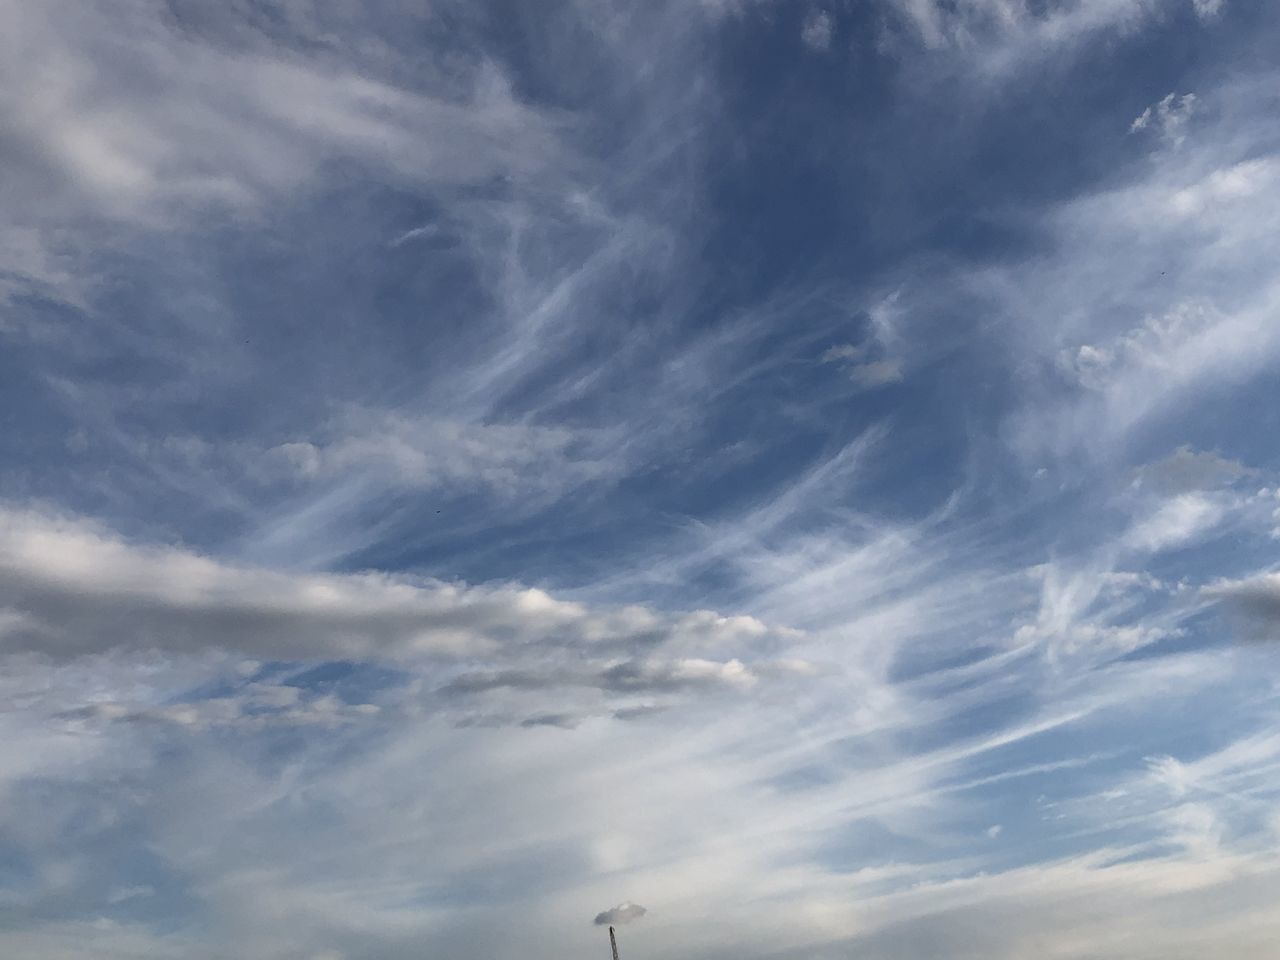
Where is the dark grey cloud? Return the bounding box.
[1206,575,1280,638]
[442,657,776,699]
[600,658,755,693]
[519,712,580,730]
[431,655,815,731]
[441,669,569,696]
[53,683,380,731]
[612,704,667,721]
[594,902,647,926]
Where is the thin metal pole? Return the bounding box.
[609,926,621,960]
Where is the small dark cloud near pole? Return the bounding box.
[593,901,647,925]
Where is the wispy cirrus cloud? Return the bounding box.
[3,1,1280,958]
[0,0,563,228]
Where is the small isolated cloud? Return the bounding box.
[820,293,905,389]
[801,9,834,51]
[1133,446,1253,495]
[106,885,155,905]
[849,358,904,389]
[1191,0,1226,20]
[612,704,666,721]
[520,712,580,730]
[822,347,903,390]
[1129,92,1198,145]
[821,343,865,363]
[594,902,647,926]
[388,223,444,248]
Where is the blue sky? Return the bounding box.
[3,0,1280,957]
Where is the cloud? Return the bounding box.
[602,657,756,692]
[1057,301,1237,395]
[594,901,647,925]
[1191,0,1226,20]
[1,2,1279,959]
[0,0,564,227]
[801,10,834,51]
[818,293,906,390]
[849,358,904,389]
[1130,93,1198,145]
[1205,574,1280,637]
[1132,446,1253,495]
[0,507,816,735]
[441,656,791,698]
[994,74,1280,464]
[0,506,796,665]
[1011,561,1182,661]
[55,685,380,732]
[266,414,620,500]
[821,344,866,363]
[1122,493,1225,554]
[519,712,581,730]
[875,0,1218,74]
[1166,158,1279,217]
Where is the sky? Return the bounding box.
[2,0,1280,957]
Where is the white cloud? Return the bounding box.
[0,0,570,318]
[266,414,618,499]
[0,4,1278,959]
[1012,560,1185,662]
[0,506,796,666]
[0,506,819,735]
[1058,302,1234,393]
[1129,92,1198,145]
[0,1,562,225]
[801,9,835,51]
[1191,0,1226,20]
[1000,76,1280,461]
[878,0,1204,75]
[1167,158,1278,216]
[0,508,1270,960]
[1122,493,1225,554]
